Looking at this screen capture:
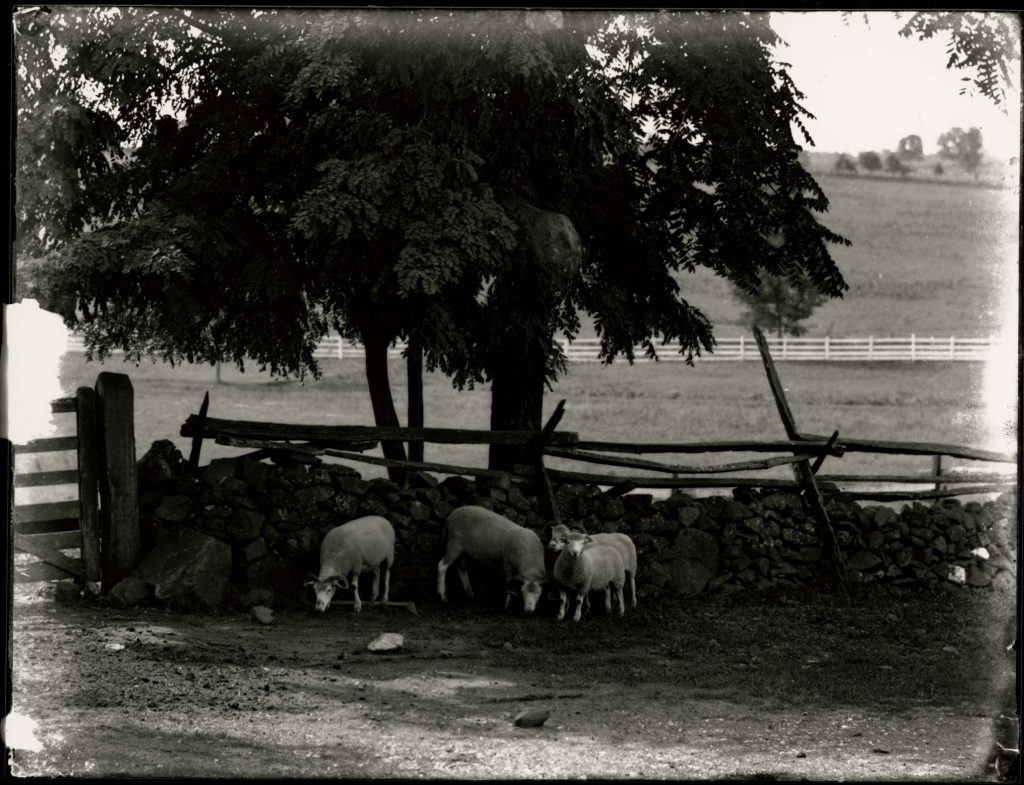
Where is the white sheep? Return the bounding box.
[549,523,638,609]
[552,530,626,623]
[305,515,395,613]
[437,505,547,614]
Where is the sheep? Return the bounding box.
[304,515,395,613]
[549,523,638,609]
[437,505,547,614]
[552,530,626,623]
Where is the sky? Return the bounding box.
[768,12,1021,160]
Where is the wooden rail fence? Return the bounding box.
[181,329,1016,595]
[67,333,1006,363]
[12,373,140,587]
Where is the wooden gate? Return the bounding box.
[13,388,101,583]
[13,373,138,587]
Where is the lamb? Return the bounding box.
[437,505,547,614]
[552,529,626,623]
[549,523,638,609]
[304,515,395,613]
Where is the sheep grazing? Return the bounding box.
[305,515,395,613]
[437,505,547,614]
[549,523,638,609]
[552,530,626,623]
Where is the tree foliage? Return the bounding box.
[937,126,984,179]
[896,11,1020,107]
[16,9,852,440]
[885,152,913,177]
[833,153,858,174]
[896,134,924,161]
[733,273,828,339]
[857,151,883,172]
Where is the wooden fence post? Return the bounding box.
[188,391,210,473]
[933,454,943,492]
[531,399,567,527]
[75,386,102,584]
[95,372,139,588]
[753,329,848,594]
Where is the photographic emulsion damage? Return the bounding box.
[7,7,1020,780]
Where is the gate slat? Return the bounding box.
[13,470,80,487]
[13,518,82,535]
[14,534,85,579]
[13,500,81,524]
[17,530,82,550]
[14,560,83,583]
[16,436,79,453]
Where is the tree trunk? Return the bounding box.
[488,337,546,471]
[363,333,408,484]
[407,335,424,463]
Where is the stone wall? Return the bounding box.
[134,440,1017,610]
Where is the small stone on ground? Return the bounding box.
[514,708,551,728]
[250,605,274,625]
[367,633,404,653]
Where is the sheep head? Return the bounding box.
[562,530,593,557]
[307,574,349,612]
[547,523,572,552]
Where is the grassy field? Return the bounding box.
[654,172,1018,340]
[29,170,1018,494]
[56,350,1010,489]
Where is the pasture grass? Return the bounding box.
[659,174,1018,340]
[58,351,1005,486]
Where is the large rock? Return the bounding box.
[665,529,719,595]
[109,576,149,608]
[137,440,191,511]
[134,526,232,610]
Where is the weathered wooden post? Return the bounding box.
[188,391,210,472]
[753,328,848,594]
[95,372,139,587]
[528,399,567,527]
[75,386,102,584]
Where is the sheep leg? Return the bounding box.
[437,554,456,601]
[604,586,612,616]
[381,557,392,605]
[556,589,567,622]
[370,567,380,604]
[351,574,362,613]
[572,584,588,623]
[628,571,637,609]
[615,583,625,617]
[457,565,474,598]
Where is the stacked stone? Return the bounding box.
[133,441,1017,610]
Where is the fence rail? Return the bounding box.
[65,334,1007,363]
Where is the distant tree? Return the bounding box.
[833,153,858,174]
[897,134,924,161]
[857,151,883,173]
[937,127,984,179]
[933,161,945,176]
[733,273,828,339]
[885,153,913,177]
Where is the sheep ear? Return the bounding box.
[330,575,348,589]
[583,534,594,544]
[303,578,316,587]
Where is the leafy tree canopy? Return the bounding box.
[936,126,984,178]
[896,134,924,161]
[896,11,1020,107]
[16,9,850,387]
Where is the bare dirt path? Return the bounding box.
[7,585,1014,779]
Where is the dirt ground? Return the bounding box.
[6,582,1018,780]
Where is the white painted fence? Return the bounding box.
[65,334,1006,362]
